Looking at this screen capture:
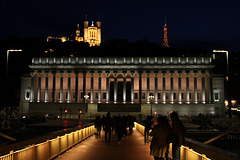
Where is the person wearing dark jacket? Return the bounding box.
[94,115,102,138]
[144,115,153,144]
[170,111,186,160]
[150,116,172,160]
[163,116,173,160]
[102,112,112,145]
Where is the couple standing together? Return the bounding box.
[147,111,186,160]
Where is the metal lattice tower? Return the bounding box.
[162,19,169,47]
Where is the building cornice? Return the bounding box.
[30,57,212,67]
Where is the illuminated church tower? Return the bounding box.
[75,24,83,42]
[162,19,169,47]
[48,16,101,47]
[83,16,101,47]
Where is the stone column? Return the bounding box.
[209,74,213,103]
[83,72,86,102]
[202,74,206,104]
[114,74,117,103]
[147,73,150,103]
[30,73,35,102]
[37,73,41,102]
[90,73,94,103]
[178,75,182,104]
[60,73,63,103]
[186,75,190,104]
[123,74,126,103]
[170,75,174,104]
[45,73,48,102]
[98,73,101,103]
[131,74,134,103]
[52,71,56,102]
[67,73,71,103]
[75,72,78,103]
[194,75,198,104]
[139,71,142,104]
[154,74,158,103]
[162,75,166,104]
[106,73,109,103]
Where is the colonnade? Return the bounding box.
[30,70,212,105]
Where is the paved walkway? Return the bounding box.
[55,128,154,160]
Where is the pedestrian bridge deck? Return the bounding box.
[55,128,154,160]
[1,122,239,160]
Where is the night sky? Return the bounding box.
[1,0,240,51]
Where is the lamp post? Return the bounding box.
[149,95,154,115]
[213,50,231,118]
[84,94,89,103]
[83,94,89,120]
[5,49,22,106]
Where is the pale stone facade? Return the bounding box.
[20,56,225,118]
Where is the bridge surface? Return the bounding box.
[55,128,154,160]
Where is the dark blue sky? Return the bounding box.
[2,0,240,51]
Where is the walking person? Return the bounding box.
[144,115,153,144]
[150,116,172,160]
[163,116,173,160]
[102,112,112,145]
[128,115,134,135]
[94,115,102,138]
[170,111,186,160]
[115,115,124,144]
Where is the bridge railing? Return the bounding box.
[0,124,95,160]
[134,122,240,160]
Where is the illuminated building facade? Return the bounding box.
[20,56,225,118]
[47,19,101,47]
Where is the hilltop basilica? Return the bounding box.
[47,18,101,47]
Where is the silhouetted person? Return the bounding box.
[144,115,153,144]
[163,116,173,160]
[102,112,112,145]
[170,111,186,160]
[115,115,124,144]
[94,115,102,138]
[128,115,134,135]
[122,116,128,138]
[150,116,172,160]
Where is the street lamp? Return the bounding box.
[5,49,22,106]
[84,94,89,103]
[149,95,154,115]
[213,50,231,118]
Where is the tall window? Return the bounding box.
[96,92,98,99]
[103,93,106,99]
[174,93,176,99]
[142,93,145,99]
[134,93,138,99]
[158,93,161,99]
[81,92,83,99]
[25,89,30,100]
[73,92,75,99]
[213,89,220,102]
[166,93,169,99]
